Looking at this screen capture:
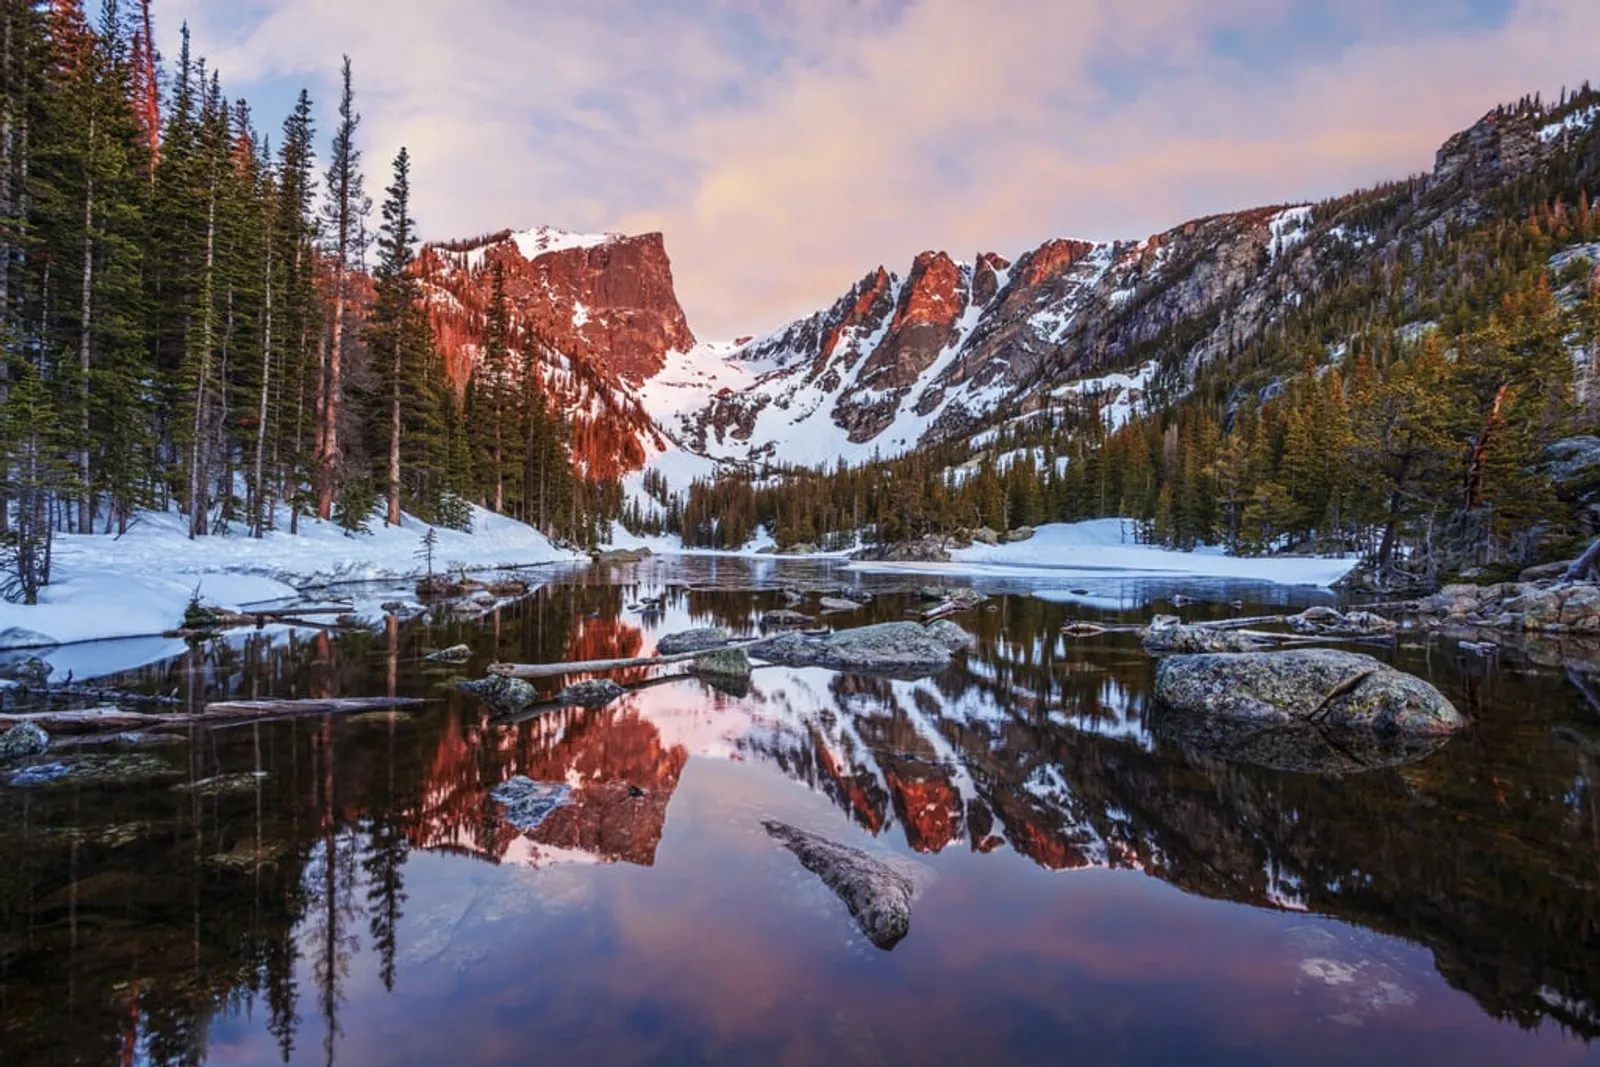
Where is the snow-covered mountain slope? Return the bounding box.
[425,93,1599,505]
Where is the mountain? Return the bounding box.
[417,226,694,482]
[420,92,1600,519]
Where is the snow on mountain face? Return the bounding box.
[644,208,1310,480]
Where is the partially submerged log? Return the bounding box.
[203,696,423,717]
[489,640,765,680]
[0,706,171,733]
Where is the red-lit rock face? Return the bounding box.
[417,229,692,481]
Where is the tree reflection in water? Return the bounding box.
[0,564,1596,1063]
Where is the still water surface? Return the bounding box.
[2,557,1597,1066]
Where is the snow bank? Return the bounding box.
[0,504,582,651]
[852,518,1359,587]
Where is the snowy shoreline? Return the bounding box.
[610,518,1361,588]
[0,505,584,654]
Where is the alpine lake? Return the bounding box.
[2,555,1598,1067]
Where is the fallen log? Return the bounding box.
[0,706,184,732]
[203,696,423,717]
[2,683,182,707]
[488,639,765,680]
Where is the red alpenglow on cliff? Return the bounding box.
[417,227,694,482]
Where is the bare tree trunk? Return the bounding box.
[318,293,341,521]
[1464,383,1510,511]
[188,168,218,538]
[77,114,94,534]
[387,329,401,526]
[254,237,274,537]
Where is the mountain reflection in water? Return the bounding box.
[1,558,1596,1066]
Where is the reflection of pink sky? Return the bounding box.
[215,763,1595,1067]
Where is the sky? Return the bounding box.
[159,0,1600,341]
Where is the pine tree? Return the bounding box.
[317,54,366,521]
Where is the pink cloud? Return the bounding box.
[163,0,1600,338]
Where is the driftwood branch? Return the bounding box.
[2,683,183,707]
[202,697,422,716]
[1,697,424,736]
[488,639,765,680]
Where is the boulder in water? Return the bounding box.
[1154,649,1464,734]
[1143,623,1268,654]
[753,621,974,675]
[426,644,473,663]
[763,820,923,949]
[692,647,752,680]
[760,609,815,628]
[656,628,732,655]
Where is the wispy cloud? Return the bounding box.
[160,0,1599,338]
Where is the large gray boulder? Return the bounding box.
[656,628,732,655]
[763,820,922,950]
[1155,649,1464,735]
[753,621,974,675]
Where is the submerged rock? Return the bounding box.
[760,609,815,628]
[426,644,473,663]
[459,674,539,711]
[692,647,752,680]
[752,621,974,675]
[1155,649,1464,735]
[818,596,863,613]
[556,678,626,707]
[763,820,921,950]
[656,628,732,655]
[490,775,573,831]
[0,722,49,762]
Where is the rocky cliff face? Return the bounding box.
[426,95,1598,491]
[417,227,693,481]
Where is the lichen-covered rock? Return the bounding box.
[556,678,626,707]
[753,621,974,674]
[763,820,922,949]
[0,722,49,762]
[692,647,752,679]
[459,674,539,711]
[426,644,473,663]
[1155,649,1464,735]
[656,628,732,655]
[853,538,952,563]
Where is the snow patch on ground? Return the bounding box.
[851,518,1358,587]
[0,504,581,651]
